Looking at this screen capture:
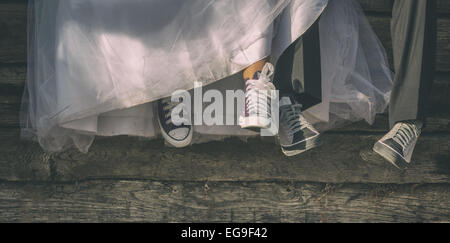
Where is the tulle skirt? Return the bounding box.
[22,0,393,152]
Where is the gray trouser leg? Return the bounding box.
[389,0,437,128]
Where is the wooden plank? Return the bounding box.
[438,0,450,15]
[0,129,51,182]
[436,17,450,73]
[0,65,25,87]
[0,129,448,184]
[1,2,450,71]
[0,180,448,223]
[357,0,450,15]
[357,0,393,13]
[0,94,21,128]
[0,2,27,64]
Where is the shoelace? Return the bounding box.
[161,98,183,125]
[245,63,275,116]
[392,122,421,149]
[280,104,315,135]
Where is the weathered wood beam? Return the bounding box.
[0,65,25,87]
[0,129,448,184]
[358,0,450,16]
[0,2,27,64]
[0,180,448,223]
[0,128,51,181]
[357,0,393,13]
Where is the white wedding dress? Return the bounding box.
[22,0,393,152]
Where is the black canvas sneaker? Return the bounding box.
[373,120,423,169]
[239,63,276,131]
[157,97,193,148]
[278,96,322,157]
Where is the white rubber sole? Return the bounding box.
[157,111,193,149]
[373,141,412,170]
[281,134,322,157]
[239,116,272,131]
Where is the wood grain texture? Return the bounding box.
[1,129,448,184]
[0,65,25,87]
[0,2,27,64]
[357,0,393,13]
[0,180,449,223]
[358,0,450,15]
[0,129,51,182]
